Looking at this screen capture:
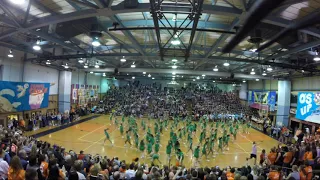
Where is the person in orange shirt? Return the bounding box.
[259,149,266,165]
[8,156,25,180]
[226,167,235,180]
[303,146,313,162]
[268,148,277,165]
[268,166,281,180]
[283,147,294,167]
[299,161,312,180]
[39,154,49,178]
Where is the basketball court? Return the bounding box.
[26,115,279,168]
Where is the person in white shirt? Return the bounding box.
[126,163,136,179]
[0,149,9,180]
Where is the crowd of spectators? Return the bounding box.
[102,84,252,120]
[0,123,319,180]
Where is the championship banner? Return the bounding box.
[296,92,320,123]
[249,91,277,111]
[0,81,50,113]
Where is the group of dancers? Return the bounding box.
[103,114,252,166]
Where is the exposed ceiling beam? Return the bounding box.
[266,39,320,61]
[185,0,204,61]
[87,68,267,79]
[0,42,41,55]
[149,0,164,61]
[68,0,99,9]
[26,53,318,72]
[0,1,21,28]
[0,3,240,40]
[33,0,58,15]
[262,16,320,38]
[110,15,146,56]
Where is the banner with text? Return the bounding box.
[296,92,320,123]
[0,81,50,113]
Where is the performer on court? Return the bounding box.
[124,130,132,147]
[139,139,145,159]
[120,123,124,138]
[202,138,209,161]
[246,141,258,165]
[103,129,113,146]
[194,145,200,165]
[176,148,184,166]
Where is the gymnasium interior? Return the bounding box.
[0,0,320,179]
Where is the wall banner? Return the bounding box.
[296,92,320,123]
[249,91,277,111]
[0,81,50,113]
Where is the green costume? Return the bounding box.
[194,147,200,158]
[166,143,172,155]
[120,125,124,134]
[139,140,145,152]
[104,130,110,139]
[147,142,153,154]
[154,142,160,153]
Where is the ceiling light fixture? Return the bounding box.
[92,39,101,47]
[63,63,69,69]
[250,68,255,75]
[78,58,84,63]
[193,79,195,81]
[90,71,93,74]
[171,39,180,45]
[148,74,151,77]
[172,14,177,21]
[196,76,200,80]
[102,73,106,77]
[8,49,13,58]
[172,59,178,62]
[314,56,320,61]
[46,60,51,65]
[256,79,259,81]
[95,64,100,68]
[250,48,257,52]
[243,80,246,83]
[267,66,273,71]
[84,64,88,68]
[202,74,205,77]
[10,0,25,5]
[262,71,267,76]
[120,56,126,62]
[223,62,230,66]
[213,81,215,82]
[33,40,41,51]
[143,72,146,74]
[152,77,155,80]
[131,64,136,68]
[213,65,218,72]
[172,72,176,75]
[132,76,135,79]
[172,65,178,69]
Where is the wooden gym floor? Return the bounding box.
[26,115,279,168]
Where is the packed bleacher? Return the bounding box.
[1,84,319,180]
